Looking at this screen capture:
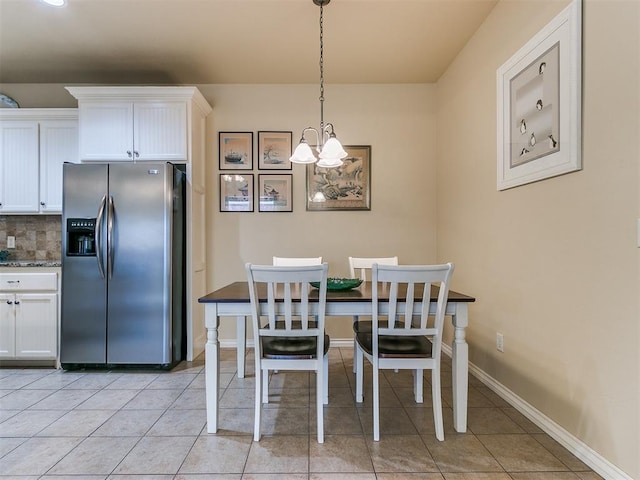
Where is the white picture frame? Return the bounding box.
[497,0,582,190]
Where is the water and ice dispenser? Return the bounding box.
[66,218,96,256]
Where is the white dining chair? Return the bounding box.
[348,256,399,372]
[354,262,454,441]
[245,262,330,443]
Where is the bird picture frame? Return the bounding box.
[496,0,582,191]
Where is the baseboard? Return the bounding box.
[440,344,632,480]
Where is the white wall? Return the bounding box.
[436,1,639,478]
[197,84,438,340]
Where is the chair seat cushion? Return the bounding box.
[355,332,432,358]
[353,320,388,334]
[261,334,330,359]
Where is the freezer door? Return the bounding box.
[107,163,173,364]
[60,163,108,365]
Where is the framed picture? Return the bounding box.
[219,132,253,170]
[306,145,371,211]
[219,173,254,212]
[258,131,292,170]
[496,0,581,190]
[258,174,293,212]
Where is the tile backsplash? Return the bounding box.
[0,215,62,261]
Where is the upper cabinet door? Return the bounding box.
[79,102,133,162]
[0,121,39,213]
[133,102,187,161]
[39,119,79,213]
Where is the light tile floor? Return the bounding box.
[0,347,603,479]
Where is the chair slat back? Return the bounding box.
[246,264,328,345]
[349,256,398,281]
[372,263,454,357]
[273,256,323,266]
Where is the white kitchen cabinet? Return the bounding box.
[0,121,39,213]
[0,109,78,214]
[66,86,212,362]
[71,92,187,162]
[0,272,58,360]
[39,119,79,212]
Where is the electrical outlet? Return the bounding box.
[7,236,15,249]
[496,333,504,352]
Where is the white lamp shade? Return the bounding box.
[318,137,348,160]
[289,142,317,164]
[316,157,344,168]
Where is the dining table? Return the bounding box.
[198,281,475,434]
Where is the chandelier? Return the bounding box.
[289,0,347,168]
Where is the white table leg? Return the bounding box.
[205,304,220,433]
[451,303,469,432]
[236,315,246,379]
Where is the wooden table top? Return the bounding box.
[199,281,475,304]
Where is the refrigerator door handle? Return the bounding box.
[95,195,107,279]
[107,195,115,279]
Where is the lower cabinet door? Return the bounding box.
[15,293,57,358]
[0,294,16,357]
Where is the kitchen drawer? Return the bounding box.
[0,273,58,291]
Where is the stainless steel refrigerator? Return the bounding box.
[60,162,185,369]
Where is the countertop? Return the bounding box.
[0,260,62,268]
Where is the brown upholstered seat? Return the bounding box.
[262,334,330,359]
[355,332,432,358]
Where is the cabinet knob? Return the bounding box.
[134,151,140,158]
[127,150,132,158]
[40,202,45,206]
[6,300,13,305]
[14,300,20,305]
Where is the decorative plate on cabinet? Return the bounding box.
[0,93,19,108]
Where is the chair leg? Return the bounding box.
[317,356,325,443]
[254,366,262,442]
[373,363,380,441]
[432,368,444,441]
[352,315,358,373]
[414,369,424,403]
[355,345,364,403]
[262,369,269,404]
[353,337,358,373]
[323,354,329,404]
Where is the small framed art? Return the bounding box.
[306,145,371,211]
[258,131,292,170]
[219,131,253,170]
[219,173,254,212]
[259,174,293,212]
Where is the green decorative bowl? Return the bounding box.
[310,278,363,291]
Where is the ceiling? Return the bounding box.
[0,0,498,85]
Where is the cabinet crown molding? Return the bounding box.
[0,108,78,121]
[65,86,212,116]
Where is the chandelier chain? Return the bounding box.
[319,1,324,131]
